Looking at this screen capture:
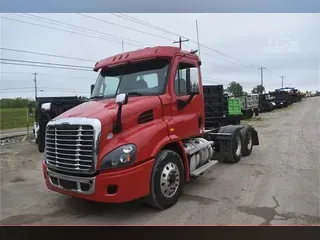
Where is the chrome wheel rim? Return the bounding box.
[247,131,252,149]
[236,135,242,156]
[160,162,180,198]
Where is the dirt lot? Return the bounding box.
[1,97,319,225]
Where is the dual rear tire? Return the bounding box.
[219,125,254,163]
[147,126,254,210]
[240,126,253,157]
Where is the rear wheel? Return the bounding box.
[219,130,242,163]
[243,110,253,119]
[240,126,253,156]
[148,150,185,210]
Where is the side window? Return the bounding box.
[174,62,200,96]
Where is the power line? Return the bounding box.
[111,14,258,68]
[0,47,96,63]
[173,36,189,49]
[0,90,89,93]
[112,13,194,49]
[113,14,178,37]
[2,16,141,48]
[0,62,93,71]
[203,52,255,69]
[202,76,255,85]
[0,87,88,91]
[0,58,92,69]
[77,13,174,42]
[0,72,96,80]
[265,68,281,77]
[18,13,148,47]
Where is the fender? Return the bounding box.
[217,125,245,140]
[216,124,259,146]
[168,134,190,182]
[98,121,190,181]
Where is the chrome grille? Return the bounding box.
[45,124,95,172]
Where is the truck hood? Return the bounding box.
[54,96,160,125]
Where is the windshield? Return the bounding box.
[91,58,170,99]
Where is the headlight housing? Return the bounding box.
[100,144,137,170]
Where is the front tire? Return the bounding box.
[148,150,185,210]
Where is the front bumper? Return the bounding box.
[42,159,154,203]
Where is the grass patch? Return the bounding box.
[0,108,35,130]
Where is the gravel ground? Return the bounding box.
[0,97,319,225]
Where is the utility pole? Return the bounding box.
[122,40,124,52]
[258,66,266,89]
[173,36,189,49]
[281,76,285,88]
[195,20,201,58]
[32,72,38,100]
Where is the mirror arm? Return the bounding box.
[177,93,197,110]
[113,93,128,134]
[113,104,123,134]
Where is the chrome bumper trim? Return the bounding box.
[47,169,96,195]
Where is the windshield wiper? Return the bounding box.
[126,92,143,96]
[90,95,104,100]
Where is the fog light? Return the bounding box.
[107,185,118,194]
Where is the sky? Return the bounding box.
[0,13,319,99]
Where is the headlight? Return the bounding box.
[100,144,137,169]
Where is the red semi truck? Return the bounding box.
[41,46,259,210]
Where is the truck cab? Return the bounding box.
[42,46,259,210]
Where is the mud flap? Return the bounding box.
[251,129,259,146]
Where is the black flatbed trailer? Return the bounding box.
[203,85,242,128]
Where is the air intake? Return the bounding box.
[137,110,154,124]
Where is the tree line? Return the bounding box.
[0,98,35,109]
[226,81,265,97]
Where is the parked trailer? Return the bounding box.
[41,46,259,210]
[258,94,276,112]
[35,96,88,153]
[262,92,288,109]
[239,95,259,119]
[203,85,241,128]
[275,87,303,103]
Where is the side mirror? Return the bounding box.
[90,84,95,95]
[41,103,51,112]
[115,93,128,105]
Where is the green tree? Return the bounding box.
[0,98,35,109]
[251,85,265,94]
[227,81,244,97]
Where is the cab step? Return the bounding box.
[190,160,218,177]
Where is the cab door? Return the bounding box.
[169,56,204,140]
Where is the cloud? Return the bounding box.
[0,13,319,99]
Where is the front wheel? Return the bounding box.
[148,150,185,210]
